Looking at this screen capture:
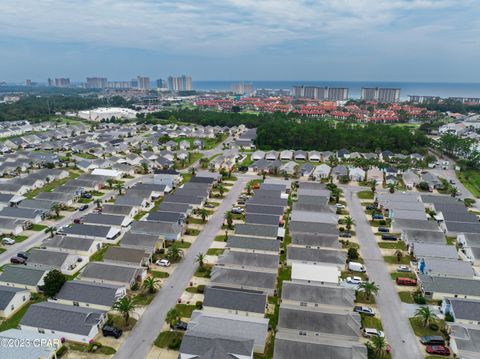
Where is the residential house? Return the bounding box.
[0,266,47,292]
[0,285,31,318]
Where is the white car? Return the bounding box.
[397,265,412,273]
[335,204,345,209]
[362,328,385,338]
[156,259,171,267]
[1,237,15,245]
[346,276,363,285]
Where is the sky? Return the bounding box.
[0,0,479,83]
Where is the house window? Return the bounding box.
[10,304,14,311]
[22,296,26,302]
[73,301,79,306]
[38,329,45,334]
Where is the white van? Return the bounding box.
[348,262,366,272]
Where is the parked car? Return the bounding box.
[381,234,397,241]
[10,256,26,265]
[396,277,417,286]
[397,265,412,273]
[378,227,390,233]
[156,259,171,267]
[73,218,83,224]
[354,306,375,316]
[362,328,385,338]
[17,252,29,260]
[339,232,352,238]
[2,237,16,245]
[372,214,384,220]
[231,207,244,214]
[449,179,456,184]
[102,325,123,339]
[420,336,445,346]
[79,204,89,211]
[204,203,215,208]
[366,205,376,211]
[175,321,188,330]
[82,193,93,199]
[346,276,363,285]
[335,204,345,209]
[426,345,450,355]
[348,262,366,272]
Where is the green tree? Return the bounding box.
[44,226,57,238]
[395,250,404,263]
[166,308,181,329]
[115,182,124,195]
[347,247,359,261]
[195,252,206,271]
[142,277,161,294]
[218,184,225,197]
[415,306,438,328]
[344,216,355,231]
[199,208,208,223]
[95,198,102,208]
[50,203,61,218]
[166,243,184,262]
[106,178,114,188]
[246,183,252,195]
[369,335,387,358]
[225,211,234,229]
[141,162,149,174]
[358,281,379,301]
[42,269,66,298]
[113,296,138,326]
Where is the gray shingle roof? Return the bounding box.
[27,249,70,267]
[20,302,105,336]
[217,251,279,270]
[42,235,95,251]
[82,213,126,226]
[234,223,278,238]
[180,331,254,359]
[0,285,27,310]
[419,274,480,296]
[446,298,480,322]
[56,280,122,307]
[0,266,46,286]
[226,235,280,252]
[281,281,355,307]
[203,286,266,314]
[81,262,139,284]
[210,267,277,292]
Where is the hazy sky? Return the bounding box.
[1,0,479,82]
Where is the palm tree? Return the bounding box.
[166,308,181,329]
[199,208,208,223]
[358,281,380,301]
[95,198,102,209]
[195,252,206,271]
[115,182,124,195]
[450,187,458,197]
[142,276,161,294]
[415,306,438,328]
[141,162,149,174]
[388,183,395,193]
[218,184,225,197]
[50,203,61,218]
[44,226,57,238]
[112,296,138,326]
[106,178,114,189]
[394,250,404,263]
[246,183,252,195]
[369,335,387,357]
[225,211,234,229]
[190,167,196,177]
[344,216,355,231]
[166,243,184,262]
[371,179,377,193]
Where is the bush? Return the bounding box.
[429,323,439,331]
[195,301,203,310]
[444,312,454,322]
[339,227,345,232]
[168,337,182,350]
[197,285,205,294]
[347,248,359,261]
[414,295,426,305]
[464,198,476,207]
[131,282,139,291]
[379,220,386,226]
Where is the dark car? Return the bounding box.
[79,204,89,211]
[420,336,445,346]
[238,166,248,172]
[17,252,29,260]
[366,205,377,211]
[426,345,450,355]
[339,232,352,238]
[102,325,122,339]
[175,321,188,330]
[82,193,93,199]
[378,227,390,233]
[381,234,397,241]
[204,203,215,208]
[372,214,384,220]
[10,256,26,264]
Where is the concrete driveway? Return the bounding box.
[113,176,249,359]
[343,187,423,359]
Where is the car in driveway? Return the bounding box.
[366,205,376,211]
[378,227,390,233]
[2,237,16,245]
[17,252,29,260]
[175,321,188,330]
[362,328,384,338]
[354,306,375,316]
[420,336,445,346]
[397,265,412,272]
[346,276,363,285]
[396,277,417,286]
[204,203,215,208]
[82,193,93,199]
[102,325,122,339]
[10,256,26,264]
[372,214,384,220]
[156,259,171,267]
[231,207,244,214]
[339,232,352,238]
[78,204,89,211]
[426,345,450,355]
[335,204,345,209]
[381,234,397,241]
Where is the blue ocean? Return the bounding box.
[192,81,480,100]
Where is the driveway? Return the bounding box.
[113,176,249,359]
[343,187,422,359]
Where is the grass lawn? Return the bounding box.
[176,241,191,249]
[398,291,415,304]
[134,292,155,306]
[185,228,200,236]
[214,235,228,242]
[409,317,445,337]
[194,265,212,278]
[378,241,406,250]
[188,217,205,225]
[457,169,480,198]
[107,314,137,331]
[78,197,93,204]
[150,270,170,278]
[76,152,97,159]
[239,154,253,167]
[361,315,383,330]
[154,331,184,349]
[206,248,225,256]
[181,173,192,184]
[13,235,28,243]
[133,211,148,221]
[390,272,417,280]
[89,245,113,262]
[205,201,220,207]
[175,304,196,318]
[31,224,48,232]
[0,295,45,331]
[357,190,374,200]
[446,236,456,245]
[384,255,411,265]
[67,342,116,355]
[355,291,376,305]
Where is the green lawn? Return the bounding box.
[134,292,155,306]
[150,270,170,278]
[398,291,415,304]
[175,304,196,318]
[194,265,212,278]
[89,245,112,262]
[185,228,200,236]
[12,235,28,243]
[66,342,116,355]
[31,224,48,232]
[133,211,148,221]
[457,169,480,198]
[361,315,383,330]
[25,170,81,199]
[384,255,411,265]
[378,241,405,250]
[206,248,225,256]
[446,236,456,245]
[78,197,93,204]
[188,217,205,225]
[76,152,97,159]
[154,331,184,349]
[214,235,228,242]
[357,190,374,200]
[409,317,445,337]
[176,241,191,249]
[355,291,376,305]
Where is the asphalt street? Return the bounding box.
[343,187,422,359]
[114,176,249,359]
